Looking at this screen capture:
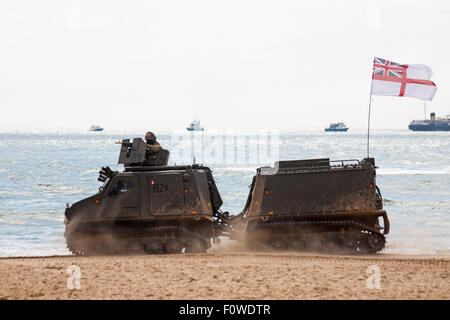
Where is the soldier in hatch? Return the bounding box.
[145,131,161,159]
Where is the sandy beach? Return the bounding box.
[0,248,448,300]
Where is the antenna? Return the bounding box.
[367,94,372,159]
[201,132,204,164]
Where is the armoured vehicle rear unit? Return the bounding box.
[64,137,227,255]
[231,158,390,253]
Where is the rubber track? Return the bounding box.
[247,219,386,253]
[65,223,210,256]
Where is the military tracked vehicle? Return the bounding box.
[64,138,228,255]
[230,158,390,253]
[65,135,389,255]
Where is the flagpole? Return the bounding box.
[367,94,372,159]
[423,100,427,119]
[367,56,375,160]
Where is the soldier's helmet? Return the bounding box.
[145,131,157,142]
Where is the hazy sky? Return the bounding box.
[1,0,449,132]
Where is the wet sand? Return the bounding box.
[0,250,448,300]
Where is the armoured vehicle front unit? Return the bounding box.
[64,137,226,255]
[231,158,390,253]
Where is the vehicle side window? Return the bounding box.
[115,180,132,192]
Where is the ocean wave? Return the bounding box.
[0,190,35,196]
[33,184,87,194]
[378,168,450,175]
[214,166,257,172]
[81,168,99,174]
[384,239,450,255]
[0,211,64,224]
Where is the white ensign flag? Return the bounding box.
[371,57,437,101]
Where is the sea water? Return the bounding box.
[0,129,448,256]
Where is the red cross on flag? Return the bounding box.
[371,57,437,101]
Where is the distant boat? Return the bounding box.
[408,112,450,131]
[186,119,204,131]
[89,125,104,132]
[325,122,348,132]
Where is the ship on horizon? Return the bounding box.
[89,125,104,132]
[408,112,450,131]
[324,122,348,132]
[186,118,204,132]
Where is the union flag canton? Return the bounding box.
[370,57,437,101]
[372,57,405,78]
